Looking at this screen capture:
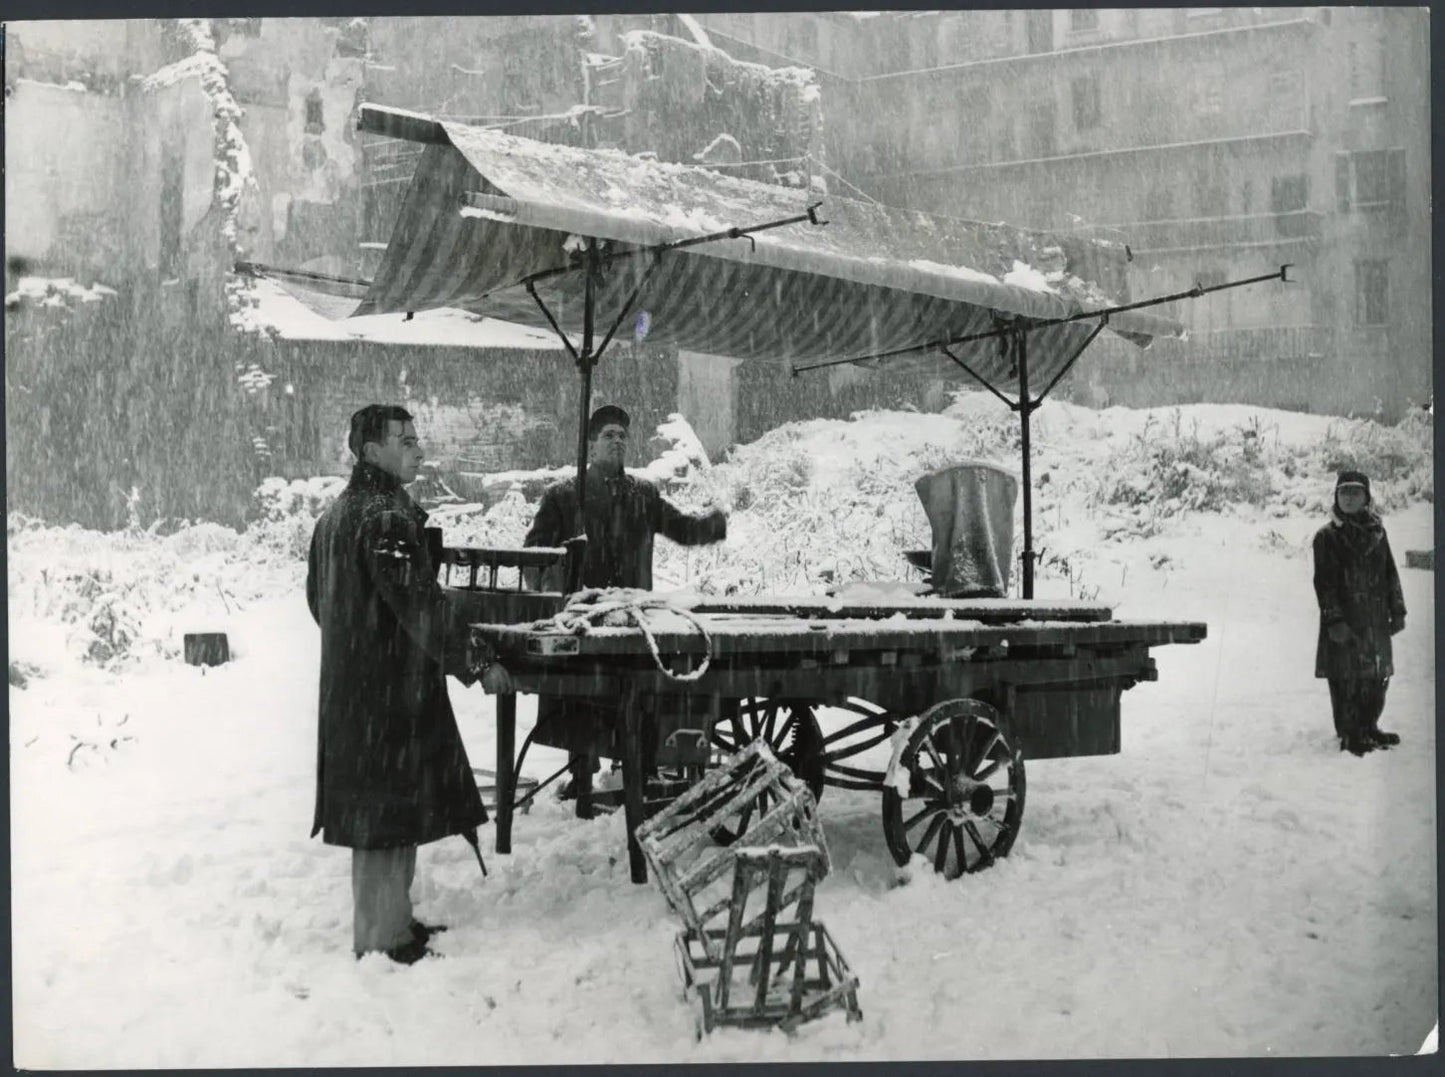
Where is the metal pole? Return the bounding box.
[575,240,599,544]
[1017,330,1035,600]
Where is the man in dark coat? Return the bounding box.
[520,404,727,799]
[307,404,487,963]
[1312,469,1407,756]
[523,404,728,590]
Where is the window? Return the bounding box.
[1069,10,1099,32]
[1354,150,1391,207]
[1072,76,1101,130]
[1026,10,1053,53]
[304,89,325,135]
[995,118,1015,161]
[1347,36,1386,100]
[1355,260,1389,325]
[1270,174,1309,213]
[158,147,183,277]
[1194,172,1228,217]
[1028,102,1056,156]
[1336,149,1406,214]
[1144,187,1174,221]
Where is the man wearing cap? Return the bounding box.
[524,404,727,590]
[522,404,728,802]
[307,404,489,963]
[1312,469,1407,755]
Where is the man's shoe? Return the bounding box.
[1370,728,1401,747]
[1342,736,1376,757]
[384,937,438,965]
[410,920,448,944]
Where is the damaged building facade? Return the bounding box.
[7,16,909,526]
[696,8,1431,420]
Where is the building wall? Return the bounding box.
[720,8,1431,422]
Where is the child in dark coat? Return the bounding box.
[1312,470,1407,755]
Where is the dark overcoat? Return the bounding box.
[1312,509,1406,680]
[523,468,727,590]
[306,462,487,849]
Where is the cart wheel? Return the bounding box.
[881,698,1026,880]
[709,698,825,846]
[711,698,826,802]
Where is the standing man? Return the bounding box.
[307,405,488,964]
[1312,469,1407,756]
[524,404,728,590]
[521,404,728,800]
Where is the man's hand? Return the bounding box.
[480,664,514,695]
[1327,621,1353,645]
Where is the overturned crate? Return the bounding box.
[636,740,829,960]
[674,846,862,1035]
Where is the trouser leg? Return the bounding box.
[1361,676,1393,738]
[1327,679,1352,740]
[352,845,417,955]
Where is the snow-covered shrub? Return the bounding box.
[247,476,344,559]
[1316,410,1433,509]
[1099,413,1274,517]
[78,592,144,666]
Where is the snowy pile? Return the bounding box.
[9,398,1436,1063]
[4,276,118,311]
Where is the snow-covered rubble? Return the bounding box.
[8,398,1436,1063]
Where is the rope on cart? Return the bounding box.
[536,588,713,683]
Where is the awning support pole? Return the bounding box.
[789,264,1292,377]
[574,239,600,554]
[937,344,1019,411]
[525,281,580,364]
[1016,329,1035,600]
[1036,317,1108,404]
[591,251,665,366]
[515,203,827,291]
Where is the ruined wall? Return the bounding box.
[259,338,678,479]
[6,291,260,529]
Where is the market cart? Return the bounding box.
[470,594,1203,884]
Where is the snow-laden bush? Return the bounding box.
[1316,409,1433,509]
[1099,412,1274,518]
[247,476,344,559]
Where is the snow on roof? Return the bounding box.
[239,276,566,350]
[436,121,1155,329]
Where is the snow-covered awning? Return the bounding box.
[266,105,1183,391]
[237,276,566,350]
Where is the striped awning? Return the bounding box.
[323,107,1183,392]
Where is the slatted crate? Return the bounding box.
[636,740,828,957]
[673,847,861,1035]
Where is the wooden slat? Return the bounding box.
[474,616,1207,659]
[685,596,1115,623]
[443,545,566,568]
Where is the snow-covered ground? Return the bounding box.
[9,398,1436,1064]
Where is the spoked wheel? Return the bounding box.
[881,698,1026,880]
[709,698,826,846]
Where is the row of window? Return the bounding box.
[1134,153,1404,223]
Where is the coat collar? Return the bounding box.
[349,461,405,495]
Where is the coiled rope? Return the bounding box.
[533,588,713,683]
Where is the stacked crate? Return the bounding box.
[636,740,862,1035]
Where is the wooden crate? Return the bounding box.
[636,741,828,955]
[673,850,861,1035]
